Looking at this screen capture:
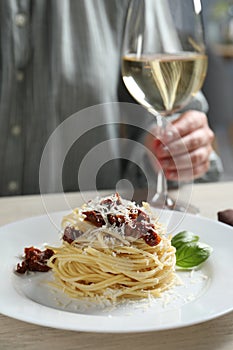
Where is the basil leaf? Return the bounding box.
[171,231,199,250]
[175,241,213,268]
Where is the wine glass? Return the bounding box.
[121,0,208,212]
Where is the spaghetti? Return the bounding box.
[47,193,177,302]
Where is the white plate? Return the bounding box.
[0,210,233,333]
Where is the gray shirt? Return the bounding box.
[0,0,131,195]
[0,0,222,196]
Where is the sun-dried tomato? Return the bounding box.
[16,246,54,274]
[128,208,149,222]
[82,210,106,227]
[143,229,161,246]
[63,226,83,243]
[107,214,126,227]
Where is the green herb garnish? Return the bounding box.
[171,231,212,269]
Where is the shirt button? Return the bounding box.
[16,70,25,82]
[11,125,22,136]
[8,181,19,193]
[15,13,27,27]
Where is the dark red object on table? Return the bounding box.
[217,209,233,226]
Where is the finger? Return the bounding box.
[165,160,210,181]
[156,128,214,158]
[159,145,213,171]
[169,111,209,139]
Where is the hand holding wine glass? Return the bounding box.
[121,0,208,212]
[145,110,214,181]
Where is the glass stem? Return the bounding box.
[156,114,168,197]
[156,168,168,197]
[149,111,169,207]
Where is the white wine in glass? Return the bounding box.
[122,0,208,212]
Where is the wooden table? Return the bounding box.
[0,182,233,350]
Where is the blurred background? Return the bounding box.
[203,0,233,181]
